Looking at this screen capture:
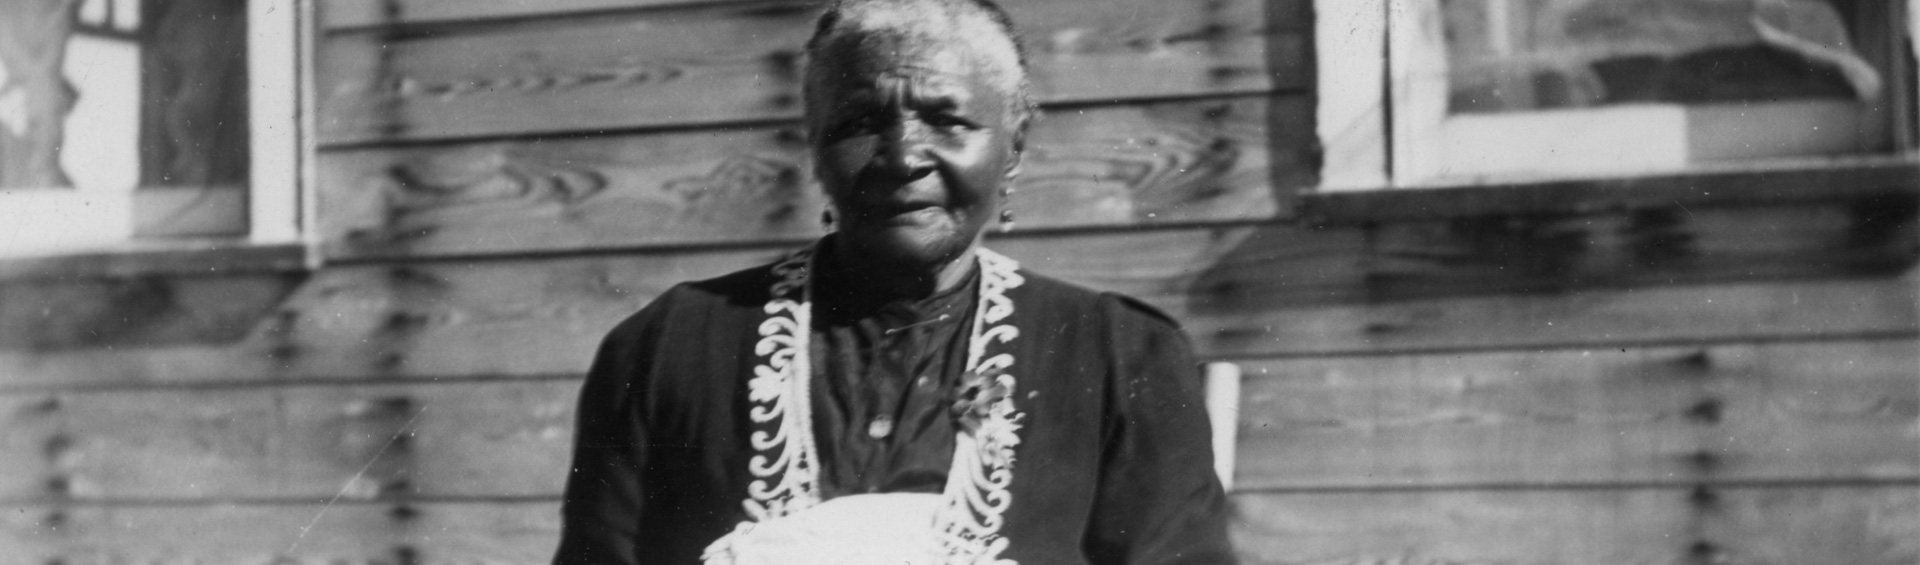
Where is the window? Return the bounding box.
[1316,0,1917,190]
[0,0,302,257]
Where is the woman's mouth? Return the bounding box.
[864,199,939,217]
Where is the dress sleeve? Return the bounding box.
[1082,294,1238,565]
[551,302,659,565]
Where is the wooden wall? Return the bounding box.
[3,0,1918,562]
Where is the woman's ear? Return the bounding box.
[1006,123,1027,178]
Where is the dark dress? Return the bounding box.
[551,244,1235,564]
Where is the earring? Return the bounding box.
[822,209,836,232]
[998,187,1016,233]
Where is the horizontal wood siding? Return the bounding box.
[1228,487,1920,564]
[315,0,1307,144]
[1233,339,1920,490]
[1,380,576,501]
[317,96,1299,259]
[3,501,561,564]
[3,0,1915,562]
[4,339,1911,504]
[8,486,1917,563]
[4,206,1913,389]
[319,0,767,29]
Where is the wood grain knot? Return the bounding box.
[385,267,448,289]
[1361,321,1404,335]
[1684,450,1721,472]
[1688,486,1720,508]
[265,343,301,361]
[1687,540,1727,564]
[41,433,73,458]
[1683,398,1724,424]
[389,503,422,521]
[381,477,415,496]
[346,396,415,417]
[766,50,801,76]
[1207,66,1261,81]
[393,544,421,565]
[376,351,409,371]
[1676,349,1712,369]
[267,309,302,334]
[42,510,66,530]
[29,396,61,413]
[381,310,434,333]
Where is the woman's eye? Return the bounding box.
[830,115,878,138]
[924,113,975,129]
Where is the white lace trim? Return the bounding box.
[933,248,1024,565]
[742,246,822,521]
[728,244,1025,565]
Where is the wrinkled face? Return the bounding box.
[807,33,1022,271]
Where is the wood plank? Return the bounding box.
[318,0,1323,33]
[321,0,767,29]
[315,0,1304,143]
[6,487,1916,563]
[0,249,772,388]
[316,97,1294,259]
[1,500,560,564]
[1184,275,1916,358]
[1,206,1914,389]
[1233,339,1920,490]
[1230,486,1920,564]
[1023,198,1917,307]
[0,272,302,351]
[0,242,305,281]
[5,340,1909,502]
[1303,156,1920,223]
[1,380,576,501]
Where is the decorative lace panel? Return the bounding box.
[723,245,1026,565]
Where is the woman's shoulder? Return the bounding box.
[601,261,780,342]
[1010,268,1182,330]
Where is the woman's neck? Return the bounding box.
[823,236,978,302]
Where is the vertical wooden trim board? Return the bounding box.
[249,0,305,244]
[1312,0,1390,191]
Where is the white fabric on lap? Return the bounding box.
[702,493,942,565]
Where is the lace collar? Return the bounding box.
[735,241,1027,564]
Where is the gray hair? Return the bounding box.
[802,0,1037,129]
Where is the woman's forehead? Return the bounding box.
[820,33,979,79]
[812,41,1008,102]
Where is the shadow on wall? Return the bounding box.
[0,272,306,352]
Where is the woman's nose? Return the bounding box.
[874,121,935,179]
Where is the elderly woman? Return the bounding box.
[551,0,1233,563]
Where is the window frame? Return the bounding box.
[0,0,306,258]
[1314,0,1920,193]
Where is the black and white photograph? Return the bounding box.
[2,0,1917,563]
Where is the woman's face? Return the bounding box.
[807,35,1022,272]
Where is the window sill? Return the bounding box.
[0,239,310,282]
[1302,156,1920,224]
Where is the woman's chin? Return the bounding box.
[839,221,974,270]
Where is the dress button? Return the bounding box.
[867,415,895,439]
[916,375,933,388]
